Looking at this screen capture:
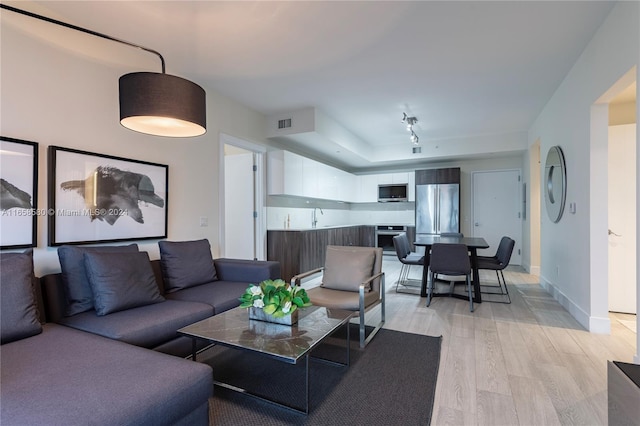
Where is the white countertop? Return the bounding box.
[268,224,370,231]
[268,223,414,231]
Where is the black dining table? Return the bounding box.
[414,235,489,303]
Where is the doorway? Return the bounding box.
[528,139,541,276]
[592,67,637,361]
[607,80,637,318]
[608,122,637,314]
[220,134,266,260]
[471,169,523,264]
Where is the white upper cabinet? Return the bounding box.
[408,172,415,202]
[338,170,356,202]
[391,173,409,184]
[377,173,408,184]
[268,150,414,203]
[268,150,354,202]
[302,157,320,198]
[355,175,380,202]
[376,173,392,184]
[267,150,304,197]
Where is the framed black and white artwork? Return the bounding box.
[48,146,168,246]
[0,136,39,249]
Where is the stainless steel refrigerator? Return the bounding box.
[415,183,460,234]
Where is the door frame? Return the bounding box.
[589,67,637,341]
[470,168,523,264]
[218,133,267,260]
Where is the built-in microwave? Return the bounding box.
[378,184,408,202]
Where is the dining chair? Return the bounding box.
[290,245,385,348]
[476,236,515,304]
[434,232,465,289]
[427,243,473,312]
[393,233,424,291]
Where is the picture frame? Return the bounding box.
[48,146,168,246]
[0,136,39,249]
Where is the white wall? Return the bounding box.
[1,18,267,276]
[224,151,255,259]
[528,2,640,332]
[267,205,355,230]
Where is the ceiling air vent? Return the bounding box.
[277,118,292,129]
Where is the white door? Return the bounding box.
[608,124,636,314]
[224,146,255,259]
[472,170,522,264]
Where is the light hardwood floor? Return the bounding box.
[367,257,637,426]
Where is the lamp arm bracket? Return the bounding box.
[1,3,166,73]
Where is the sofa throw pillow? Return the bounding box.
[159,239,217,293]
[84,251,165,316]
[321,246,375,292]
[58,244,139,316]
[1,250,43,344]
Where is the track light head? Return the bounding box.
[410,131,419,145]
[402,112,420,145]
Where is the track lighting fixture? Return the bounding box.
[402,113,419,145]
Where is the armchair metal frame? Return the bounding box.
[291,263,385,349]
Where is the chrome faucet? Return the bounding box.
[311,207,323,228]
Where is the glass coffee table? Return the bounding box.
[177,306,353,414]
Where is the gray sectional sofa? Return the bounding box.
[1,239,281,425]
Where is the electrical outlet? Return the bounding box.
[199,217,208,227]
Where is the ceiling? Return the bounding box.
[5,1,619,171]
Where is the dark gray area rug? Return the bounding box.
[202,324,442,425]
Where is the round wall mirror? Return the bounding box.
[544,145,567,223]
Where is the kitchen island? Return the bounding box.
[267,225,375,282]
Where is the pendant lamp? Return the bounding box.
[2,4,206,138]
[119,72,206,137]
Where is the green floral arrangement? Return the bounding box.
[239,279,312,317]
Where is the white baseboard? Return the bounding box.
[589,315,612,334]
[539,275,610,333]
[521,263,540,276]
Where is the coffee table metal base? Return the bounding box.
[191,321,350,415]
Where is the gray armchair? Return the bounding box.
[291,246,385,348]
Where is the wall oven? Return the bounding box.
[376,225,407,255]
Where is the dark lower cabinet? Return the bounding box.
[360,225,376,247]
[267,225,376,282]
